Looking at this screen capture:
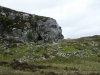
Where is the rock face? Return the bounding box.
[0,6,64,43]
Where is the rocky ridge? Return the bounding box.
[0,6,64,43]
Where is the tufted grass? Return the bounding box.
[0,36,100,75]
[0,66,35,75]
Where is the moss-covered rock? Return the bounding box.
[0,6,64,43]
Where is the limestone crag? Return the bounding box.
[0,6,64,43]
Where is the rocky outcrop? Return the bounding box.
[0,6,64,43]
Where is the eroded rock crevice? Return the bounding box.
[0,6,64,43]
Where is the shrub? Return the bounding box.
[27,32,33,39]
[0,16,12,33]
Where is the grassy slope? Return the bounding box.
[0,37,100,75]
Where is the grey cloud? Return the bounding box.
[60,0,100,38]
[0,0,71,12]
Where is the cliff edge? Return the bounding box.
[0,6,64,43]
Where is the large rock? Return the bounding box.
[0,6,64,43]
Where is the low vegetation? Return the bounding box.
[0,16,12,33]
[0,36,100,75]
[27,32,33,39]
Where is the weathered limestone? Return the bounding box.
[0,6,64,43]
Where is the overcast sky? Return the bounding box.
[0,0,100,38]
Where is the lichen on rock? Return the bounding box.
[0,6,64,43]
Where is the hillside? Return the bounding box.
[0,35,100,75]
[0,5,100,75]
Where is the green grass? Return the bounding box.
[0,6,100,75]
[0,66,34,75]
[0,38,100,75]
